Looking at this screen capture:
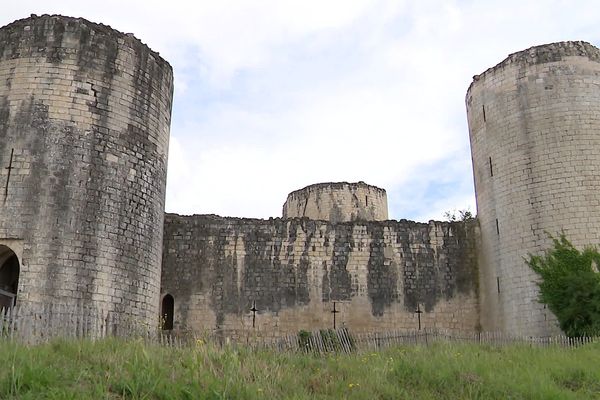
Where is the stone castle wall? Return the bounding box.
[1,14,593,338]
[282,182,388,223]
[161,214,479,337]
[467,41,600,335]
[0,15,173,326]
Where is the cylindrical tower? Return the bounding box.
[282,181,388,223]
[0,15,173,327]
[467,41,600,335]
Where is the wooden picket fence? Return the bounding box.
[1,303,156,343]
[352,329,597,350]
[2,303,597,351]
[238,328,597,354]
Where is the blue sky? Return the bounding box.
[3,1,600,221]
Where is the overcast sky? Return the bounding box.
[2,1,600,221]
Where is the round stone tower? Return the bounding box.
[0,15,173,327]
[467,41,600,336]
[282,181,388,223]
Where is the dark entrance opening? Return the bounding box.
[0,245,19,309]
[161,294,174,330]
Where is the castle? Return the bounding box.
[1,15,599,337]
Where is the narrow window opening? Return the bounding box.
[496,277,500,293]
[365,196,368,206]
[161,294,174,330]
[482,105,486,122]
[495,218,499,235]
[489,156,493,177]
[4,148,15,198]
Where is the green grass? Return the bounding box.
[0,338,598,399]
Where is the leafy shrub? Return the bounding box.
[527,234,600,337]
[297,330,312,351]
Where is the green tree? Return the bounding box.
[443,209,473,222]
[527,234,600,337]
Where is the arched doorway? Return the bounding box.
[161,294,174,330]
[0,245,19,308]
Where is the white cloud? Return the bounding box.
[4,1,600,221]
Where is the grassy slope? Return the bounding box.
[0,339,598,399]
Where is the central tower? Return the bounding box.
[282,181,388,223]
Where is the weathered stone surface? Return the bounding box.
[467,41,600,336]
[161,214,479,336]
[3,14,593,340]
[282,182,388,223]
[0,15,173,326]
